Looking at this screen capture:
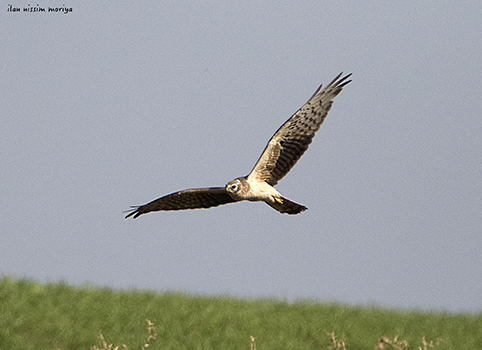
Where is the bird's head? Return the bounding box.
[225,177,249,199]
[225,178,241,193]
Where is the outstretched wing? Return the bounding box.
[247,72,351,186]
[125,187,238,219]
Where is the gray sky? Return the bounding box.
[2,1,481,313]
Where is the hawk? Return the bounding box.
[125,72,351,219]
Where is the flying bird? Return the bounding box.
[125,72,351,219]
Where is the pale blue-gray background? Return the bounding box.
[1,1,481,312]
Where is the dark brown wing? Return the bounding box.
[125,187,238,219]
[247,72,351,186]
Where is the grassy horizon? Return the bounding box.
[0,277,480,349]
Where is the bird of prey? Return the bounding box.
[125,72,351,219]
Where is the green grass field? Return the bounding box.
[0,278,480,349]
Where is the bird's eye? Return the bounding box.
[230,184,238,192]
